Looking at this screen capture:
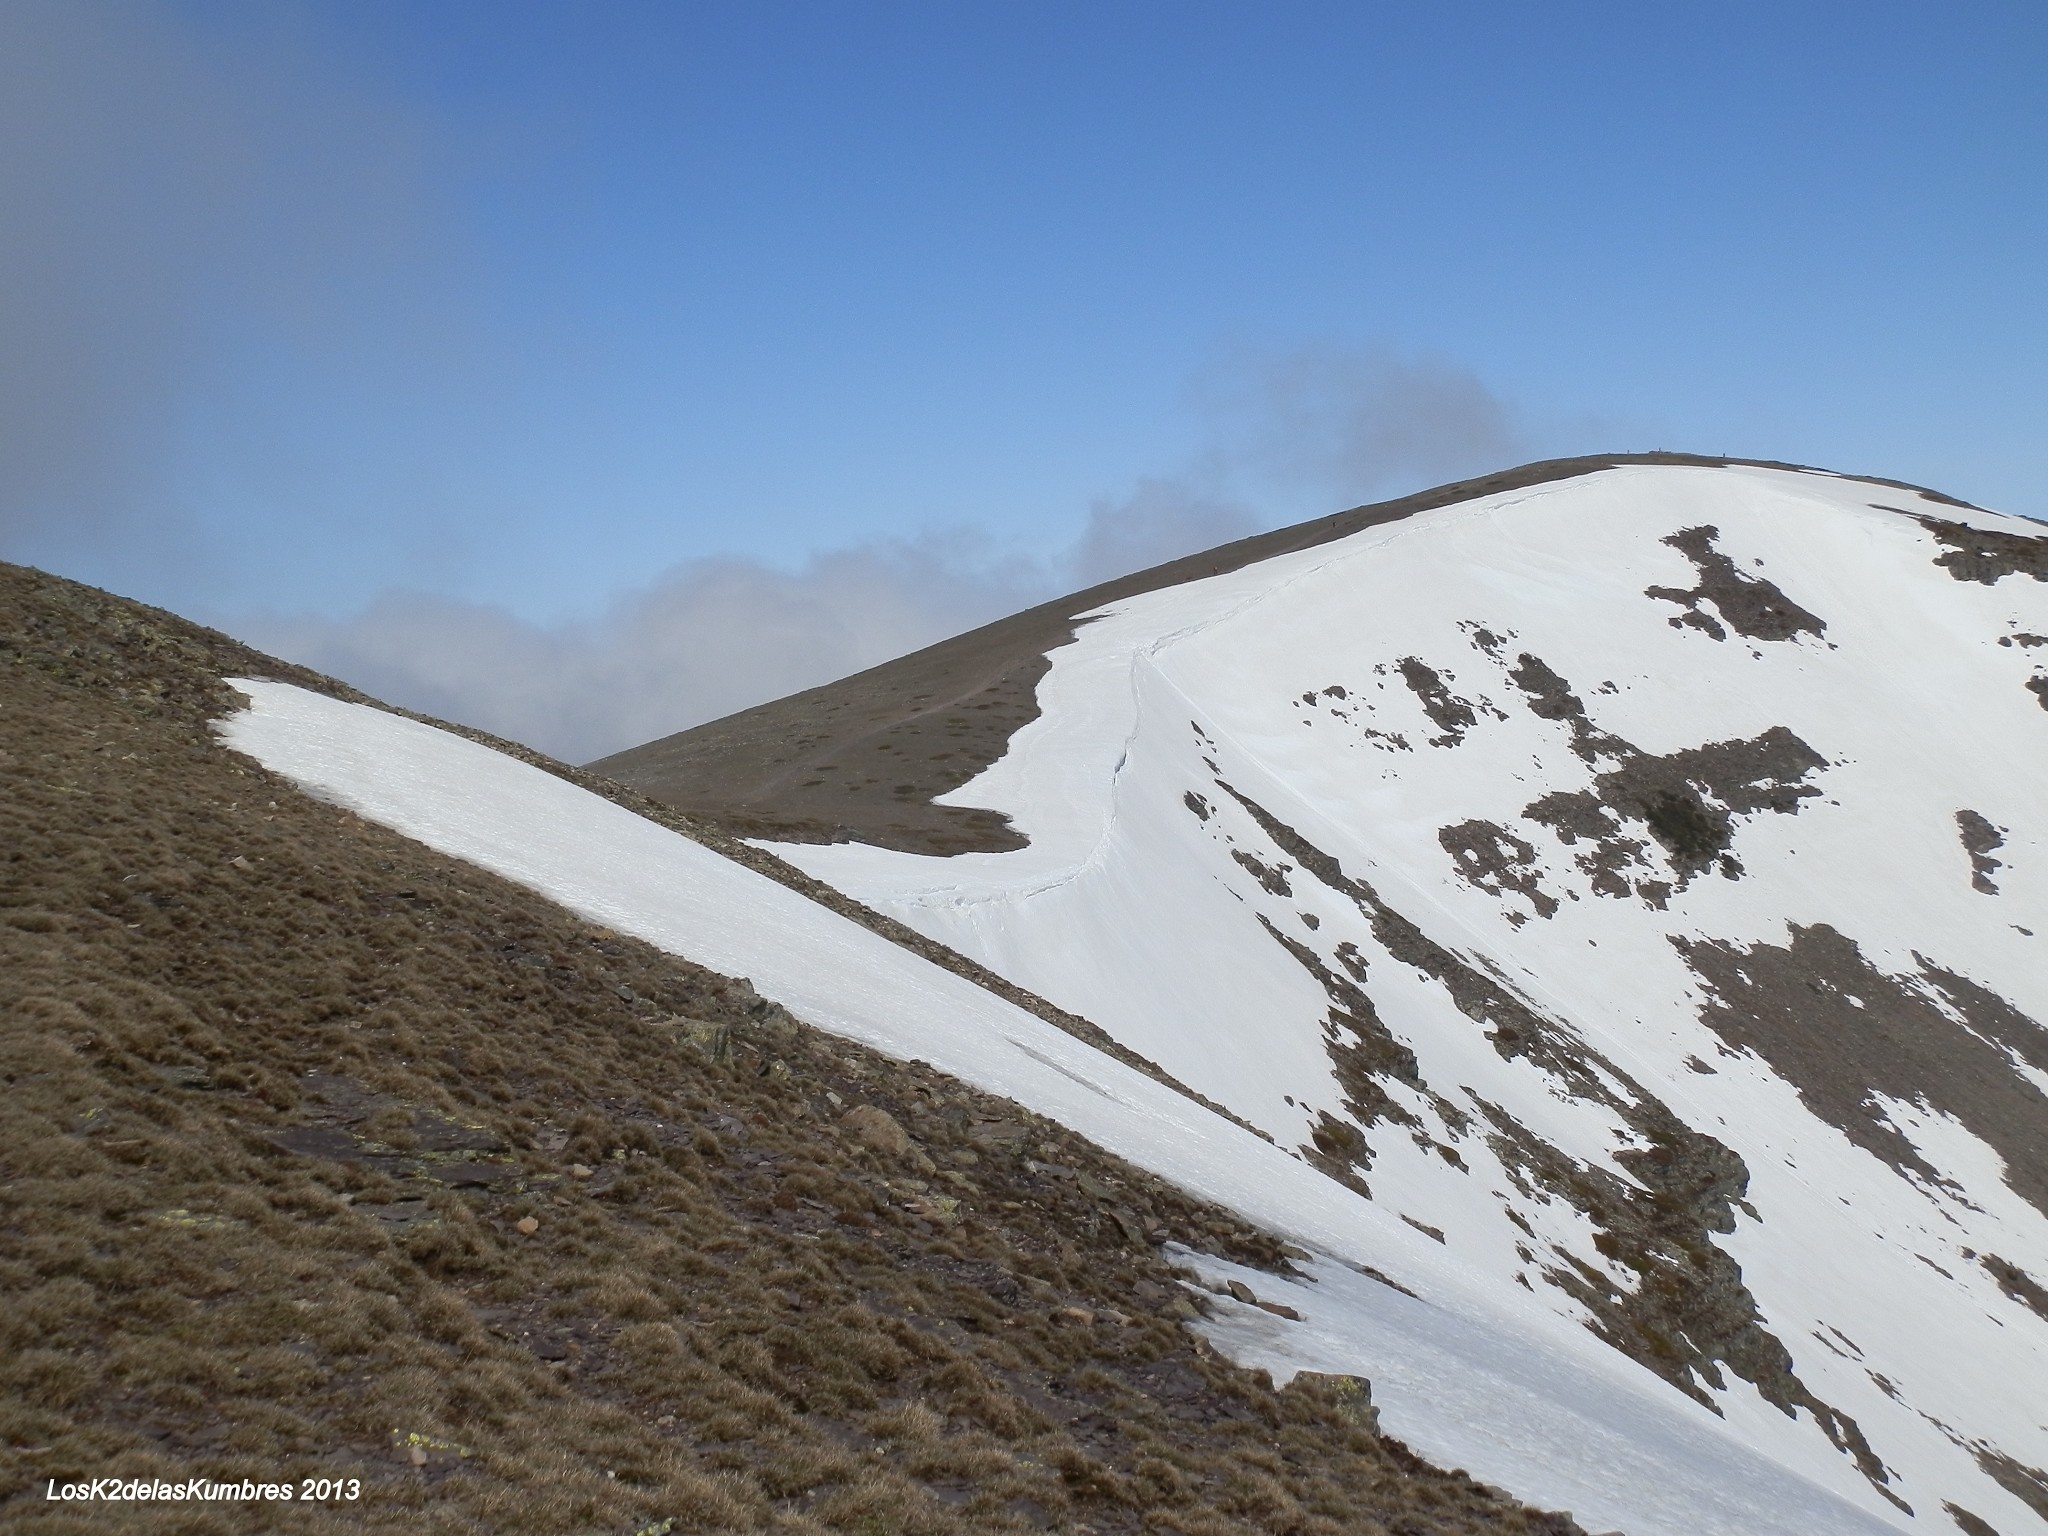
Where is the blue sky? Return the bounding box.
[3,1,2044,757]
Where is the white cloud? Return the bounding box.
[242,344,1531,763]
[244,535,1048,764]
[241,487,1274,763]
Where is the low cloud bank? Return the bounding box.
[249,538,1040,766]
[245,489,1263,764]
[242,347,1527,763]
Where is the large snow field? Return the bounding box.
[767,465,2048,1533]
[223,676,1908,1536]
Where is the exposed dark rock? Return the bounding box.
[1976,1449,2048,1522]
[839,1102,914,1158]
[1253,914,1419,1192]
[1635,726,1829,826]
[1526,726,1825,893]
[1226,784,1601,1087]
[1674,924,2048,1219]
[2029,676,2048,713]
[1943,1502,2001,1536]
[1363,726,1414,752]
[1956,810,2007,895]
[1645,525,1827,642]
[1396,657,1490,746]
[1231,848,1294,897]
[1438,820,1559,922]
[1518,790,1655,903]
[1507,654,1629,764]
[410,1109,509,1154]
[1462,652,1827,906]
[1915,515,2048,585]
[1462,622,1509,659]
[1216,785,1901,1494]
[1309,1112,1371,1164]
[1476,1098,1901,1501]
[1980,1254,2048,1324]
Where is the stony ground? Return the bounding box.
[0,560,1590,1535]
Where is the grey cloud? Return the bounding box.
[0,1,458,575]
[1,9,1546,767]
[0,2,219,541]
[1057,346,1525,593]
[1199,343,1528,505]
[1064,478,1260,591]
[0,11,1541,766]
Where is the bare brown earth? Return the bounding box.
[591,454,1977,855]
[0,561,1599,1535]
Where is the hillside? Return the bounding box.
[13,455,2047,1536]
[721,461,2048,1536]
[0,562,1587,1534]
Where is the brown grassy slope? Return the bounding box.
[592,452,1978,854]
[0,560,1588,1535]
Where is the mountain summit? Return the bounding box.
[596,459,2048,1534]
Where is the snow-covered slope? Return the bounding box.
[221,462,2048,1536]
[222,678,1907,1536]
[760,464,2048,1535]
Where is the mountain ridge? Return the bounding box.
[590,453,1986,854]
